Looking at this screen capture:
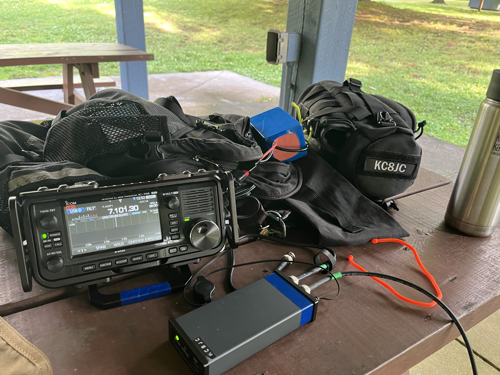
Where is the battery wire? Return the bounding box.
[349,238,443,307]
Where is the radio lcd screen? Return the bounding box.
[64,192,162,256]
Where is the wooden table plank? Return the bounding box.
[0,168,449,315]
[3,180,500,374]
[0,43,154,66]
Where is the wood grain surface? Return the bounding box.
[0,43,154,66]
[2,170,499,374]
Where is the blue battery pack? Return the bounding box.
[250,107,307,162]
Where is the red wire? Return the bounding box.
[260,142,277,160]
[348,238,442,308]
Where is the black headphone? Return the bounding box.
[192,276,216,304]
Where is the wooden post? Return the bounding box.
[280,0,358,113]
[114,0,150,99]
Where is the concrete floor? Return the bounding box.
[1,71,499,374]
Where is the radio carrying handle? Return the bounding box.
[225,171,239,249]
[88,264,193,310]
[9,196,33,292]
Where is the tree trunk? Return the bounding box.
[479,0,485,11]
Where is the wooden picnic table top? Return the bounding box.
[0,43,154,67]
[1,168,499,374]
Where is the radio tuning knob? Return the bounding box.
[47,256,64,273]
[165,195,180,210]
[188,219,221,251]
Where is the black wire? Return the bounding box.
[341,271,477,375]
[203,258,341,301]
[182,247,231,307]
[225,233,334,295]
[239,233,331,252]
[275,145,309,153]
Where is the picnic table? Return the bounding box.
[1,168,499,374]
[0,43,154,115]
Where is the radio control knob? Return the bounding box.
[188,219,220,251]
[39,214,58,230]
[47,256,64,273]
[165,195,180,210]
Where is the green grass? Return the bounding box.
[348,0,500,145]
[0,0,499,146]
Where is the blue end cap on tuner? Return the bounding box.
[120,282,172,306]
[264,272,314,326]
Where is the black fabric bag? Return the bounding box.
[294,78,424,201]
[247,151,409,246]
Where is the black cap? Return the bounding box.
[486,69,500,102]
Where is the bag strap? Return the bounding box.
[343,79,412,129]
[154,96,197,126]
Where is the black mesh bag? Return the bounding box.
[294,78,425,201]
[43,89,263,176]
[0,90,264,235]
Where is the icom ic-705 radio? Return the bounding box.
[9,171,237,292]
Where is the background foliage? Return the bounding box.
[0,0,499,146]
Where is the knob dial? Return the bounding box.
[165,195,180,210]
[39,214,58,230]
[188,219,220,251]
[47,256,64,273]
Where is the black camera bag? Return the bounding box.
[294,78,425,201]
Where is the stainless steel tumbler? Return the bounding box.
[445,69,500,237]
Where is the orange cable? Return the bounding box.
[347,238,442,308]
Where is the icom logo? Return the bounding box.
[374,160,406,173]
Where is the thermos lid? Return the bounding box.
[486,69,500,102]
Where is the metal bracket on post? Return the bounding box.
[266,30,301,65]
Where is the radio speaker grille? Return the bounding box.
[181,188,214,216]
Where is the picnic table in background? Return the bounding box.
[0,43,154,115]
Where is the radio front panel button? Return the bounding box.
[52,237,61,242]
[170,227,179,233]
[179,245,188,252]
[131,255,143,262]
[146,252,158,259]
[82,264,96,272]
[171,234,181,240]
[115,258,128,265]
[168,213,178,219]
[99,261,112,269]
[49,231,62,238]
[169,220,179,226]
[168,247,178,254]
[43,243,53,250]
[39,215,58,230]
[47,256,64,273]
[54,241,63,247]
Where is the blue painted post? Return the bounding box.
[280,0,358,113]
[114,0,150,99]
